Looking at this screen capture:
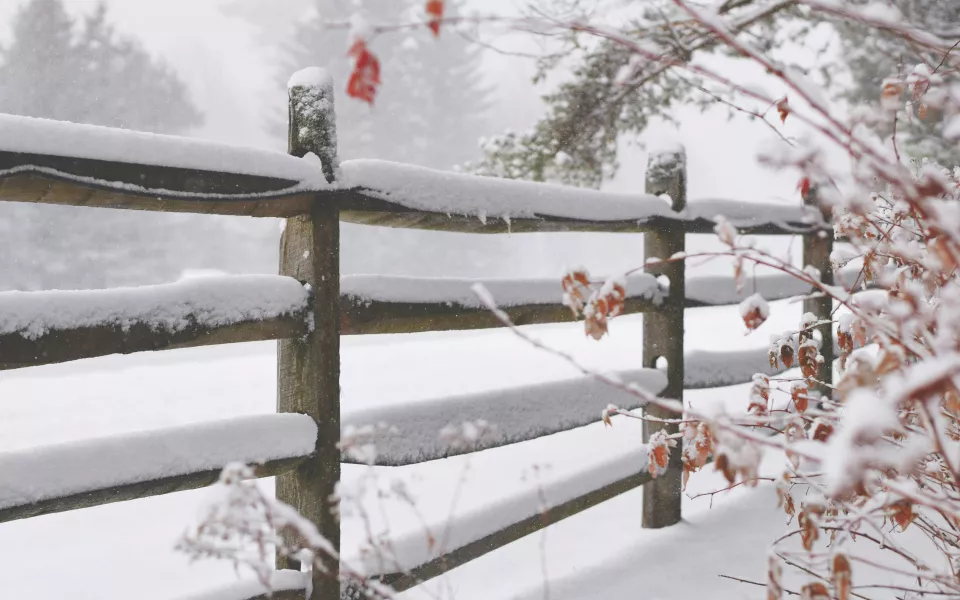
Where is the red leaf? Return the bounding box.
[833,554,852,600]
[776,97,790,124]
[792,383,809,413]
[801,582,830,600]
[346,40,381,105]
[890,500,916,531]
[426,0,444,37]
[798,176,811,201]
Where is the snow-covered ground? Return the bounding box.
[0,295,812,599]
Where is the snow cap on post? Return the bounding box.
[288,67,338,183]
[646,141,686,212]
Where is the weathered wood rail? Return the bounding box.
[0,69,837,600]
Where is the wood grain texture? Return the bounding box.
[0,313,308,371]
[0,152,315,217]
[340,294,660,335]
[337,181,829,235]
[339,193,828,236]
[0,151,829,234]
[0,456,305,524]
[803,187,835,401]
[0,291,654,371]
[642,150,686,530]
[276,76,341,600]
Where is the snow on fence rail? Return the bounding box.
[0,69,839,600]
[336,159,827,235]
[0,275,310,370]
[0,118,826,234]
[361,443,654,588]
[0,414,317,523]
[344,367,668,466]
[0,267,841,372]
[341,272,662,334]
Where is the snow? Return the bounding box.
[945,114,960,140]
[345,430,654,577]
[338,160,823,228]
[176,571,307,600]
[342,367,667,465]
[648,138,685,158]
[686,346,779,389]
[0,114,325,183]
[339,159,672,222]
[687,267,862,306]
[0,414,316,511]
[821,389,905,497]
[686,198,821,227]
[0,117,825,232]
[341,273,662,309]
[0,289,814,598]
[348,12,373,45]
[739,293,770,319]
[286,67,332,90]
[0,275,308,339]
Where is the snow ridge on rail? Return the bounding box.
[0,275,309,340]
[337,159,825,228]
[0,414,317,511]
[342,368,668,466]
[342,267,862,311]
[0,114,325,184]
[341,273,662,308]
[346,444,651,577]
[176,571,307,600]
[0,114,827,230]
[686,267,864,307]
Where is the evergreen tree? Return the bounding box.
[0,0,77,121]
[470,0,960,188]
[0,0,208,291]
[244,0,496,277]
[832,0,960,167]
[278,0,490,168]
[0,0,201,132]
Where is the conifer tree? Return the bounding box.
[0,0,206,291]
[230,0,496,276]
[471,0,960,187]
[275,0,490,168]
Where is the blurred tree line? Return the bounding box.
[0,0,226,290]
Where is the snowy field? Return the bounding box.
[0,291,815,600]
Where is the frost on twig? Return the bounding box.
[178,464,394,600]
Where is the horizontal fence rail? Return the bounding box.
[336,159,829,235]
[341,273,662,335]
[348,444,658,586]
[0,269,855,372]
[0,166,317,217]
[0,117,828,235]
[0,71,846,600]
[0,275,310,370]
[377,466,658,592]
[0,414,316,523]
[343,367,668,466]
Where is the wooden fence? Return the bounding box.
[0,70,834,600]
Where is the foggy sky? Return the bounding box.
[0,0,805,216]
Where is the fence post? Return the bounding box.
[277,68,341,600]
[802,188,834,401]
[642,148,686,529]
